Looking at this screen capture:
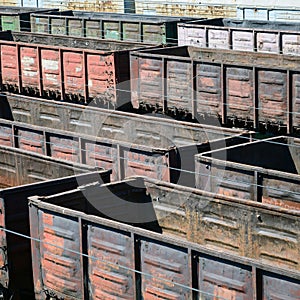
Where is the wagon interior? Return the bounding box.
[36,177,163,232]
[202,136,300,175]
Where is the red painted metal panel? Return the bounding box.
[20,46,39,91]
[140,239,191,299]
[63,51,85,98]
[41,49,60,94]
[258,70,287,124]
[262,272,300,300]
[88,225,134,299]
[123,149,170,182]
[84,141,119,181]
[49,135,80,163]
[196,63,222,117]
[227,67,254,122]
[38,211,82,299]
[18,128,44,154]
[166,60,192,112]
[0,124,13,147]
[87,53,116,103]
[135,57,163,108]
[188,198,246,256]
[1,45,18,89]
[198,254,253,299]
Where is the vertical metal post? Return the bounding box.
[287,70,293,134]
[221,63,227,125]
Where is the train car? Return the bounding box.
[30,10,195,44]
[178,18,300,56]
[29,176,300,299]
[0,146,110,299]
[0,31,154,108]
[0,118,250,186]
[130,46,300,134]
[0,6,58,31]
[1,92,250,148]
[237,5,300,22]
[195,136,300,210]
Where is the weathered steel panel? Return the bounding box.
[208,29,230,49]
[226,67,254,122]
[0,6,58,31]
[237,6,300,22]
[17,127,44,154]
[198,254,253,299]
[140,239,191,299]
[188,195,247,255]
[132,57,163,109]
[252,211,299,269]
[262,175,300,210]
[123,148,171,182]
[41,48,60,95]
[87,224,134,299]
[63,51,85,98]
[196,63,222,118]
[178,18,300,56]
[84,140,119,181]
[135,2,237,18]
[166,60,193,112]
[1,45,18,91]
[29,177,300,300]
[258,70,287,125]
[38,211,83,299]
[20,46,39,92]
[262,272,300,300]
[49,134,80,163]
[0,123,12,147]
[2,93,249,148]
[87,53,116,103]
[30,10,192,44]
